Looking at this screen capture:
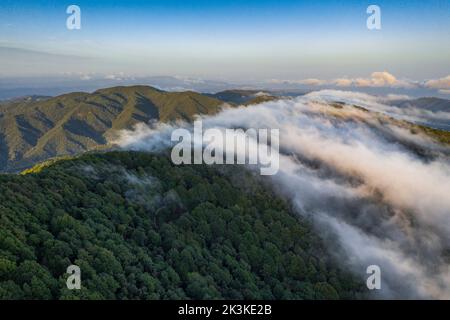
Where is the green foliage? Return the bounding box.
[0,151,365,299]
[0,86,225,172]
[20,156,74,175]
[414,125,450,144]
[207,90,279,106]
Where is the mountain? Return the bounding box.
[0,151,364,299]
[387,97,450,131]
[207,89,279,105]
[391,97,450,113]
[0,73,237,100]
[0,86,226,172]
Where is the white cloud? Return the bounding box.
[104,72,127,81]
[425,75,450,90]
[80,74,92,81]
[382,94,412,101]
[104,74,122,80]
[112,90,450,298]
[267,78,327,86]
[332,78,353,87]
[297,78,328,86]
[334,72,415,88]
[270,72,417,89]
[254,91,270,97]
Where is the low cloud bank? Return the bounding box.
[112,90,450,299]
[306,90,450,131]
[269,72,450,95]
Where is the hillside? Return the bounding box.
[207,89,279,105]
[387,97,450,131]
[0,151,364,299]
[0,86,225,172]
[391,97,450,113]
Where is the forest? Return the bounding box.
[0,151,365,299]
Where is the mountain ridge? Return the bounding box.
[0,85,227,171]
[1,85,449,172]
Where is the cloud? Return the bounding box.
[332,78,353,87]
[297,78,328,86]
[364,71,397,85]
[424,75,450,90]
[254,91,270,97]
[104,74,122,81]
[334,72,415,88]
[305,89,450,131]
[266,73,450,93]
[269,72,417,89]
[103,72,133,81]
[112,90,450,299]
[80,74,92,81]
[381,94,412,101]
[267,78,327,86]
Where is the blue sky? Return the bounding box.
[0,0,449,83]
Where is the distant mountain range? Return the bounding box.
[0,86,278,172]
[392,97,450,113]
[386,97,450,131]
[0,75,235,100]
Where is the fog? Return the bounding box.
[112,90,450,299]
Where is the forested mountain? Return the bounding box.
[0,86,226,172]
[391,97,450,113]
[0,151,364,299]
[207,90,278,105]
[386,97,450,131]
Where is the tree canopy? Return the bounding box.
[0,151,365,299]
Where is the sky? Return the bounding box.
[0,0,449,93]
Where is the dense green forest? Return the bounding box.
[0,151,364,299]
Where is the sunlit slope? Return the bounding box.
[0,86,225,171]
